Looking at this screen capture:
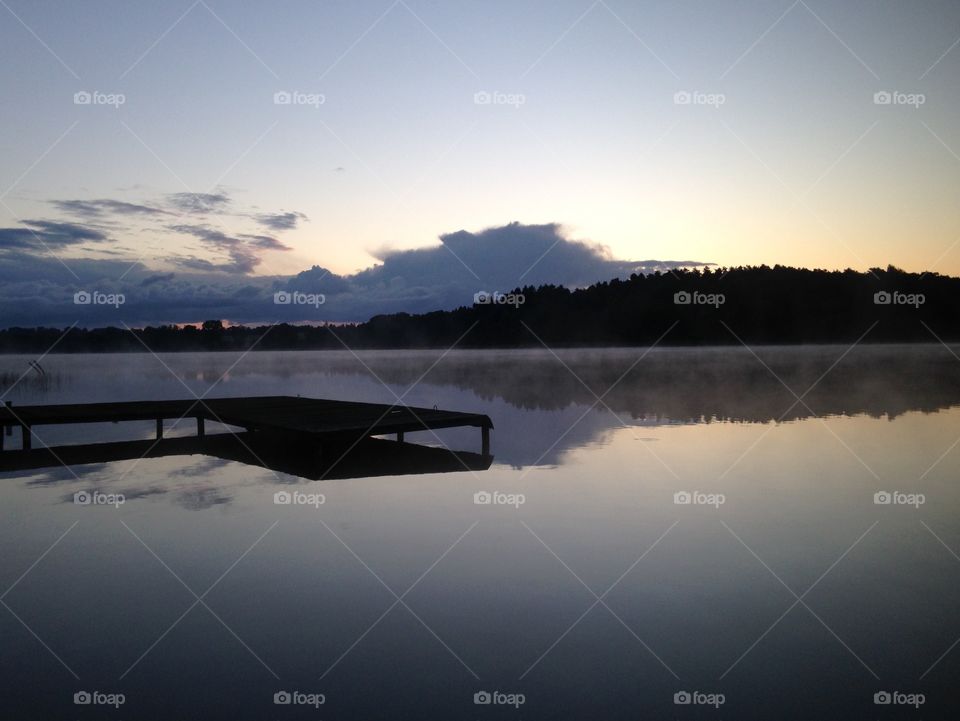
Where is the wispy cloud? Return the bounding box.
[165,192,231,214]
[51,199,171,218]
[255,211,307,231]
[169,224,291,273]
[0,220,108,250]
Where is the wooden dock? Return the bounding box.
[0,395,493,455]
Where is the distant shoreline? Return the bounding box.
[2,266,958,352]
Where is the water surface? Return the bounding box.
[1,347,958,719]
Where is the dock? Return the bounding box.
[0,434,493,480]
[0,395,493,456]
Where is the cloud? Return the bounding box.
[255,211,307,231]
[0,222,708,327]
[0,220,108,250]
[241,234,289,251]
[165,192,230,214]
[140,272,175,287]
[170,224,291,274]
[279,221,707,320]
[51,199,170,218]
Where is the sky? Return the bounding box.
[1,0,959,326]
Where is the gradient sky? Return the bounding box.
[2,0,960,306]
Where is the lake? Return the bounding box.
[0,346,957,719]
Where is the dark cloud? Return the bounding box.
[255,211,307,231]
[52,199,170,218]
[140,272,176,286]
[166,192,230,214]
[277,222,708,321]
[241,234,290,251]
[170,224,290,274]
[0,220,108,250]
[0,222,708,327]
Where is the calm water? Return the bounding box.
[1,347,958,719]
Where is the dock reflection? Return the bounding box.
[0,433,492,480]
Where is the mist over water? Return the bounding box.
[0,347,958,719]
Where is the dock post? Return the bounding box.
[156,418,163,439]
[4,401,11,438]
[22,424,31,450]
[481,426,490,456]
[397,431,404,443]
[197,416,205,438]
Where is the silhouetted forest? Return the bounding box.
[1,265,957,352]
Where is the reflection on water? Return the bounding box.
[0,347,958,719]
[2,345,959,467]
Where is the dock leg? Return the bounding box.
[22,424,31,450]
[397,431,404,443]
[481,426,490,456]
[156,418,163,440]
[0,429,4,450]
[197,416,205,438]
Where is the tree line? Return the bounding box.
[0,265,957,352]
